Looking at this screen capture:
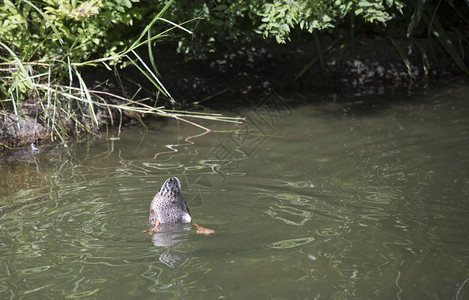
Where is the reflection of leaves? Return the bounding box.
[141,162,183,171]
[19,265,51,275]
[265,203,312,226]
[314,227,341,237]
[275,193,313,205]
[269,237,315,249]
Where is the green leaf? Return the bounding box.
[429,17,469,75]
[123,0,132,8]
[388,37,414,85]
[411,38,430,79]
[407,0,426,37]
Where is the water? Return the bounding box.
[1,81,469,299]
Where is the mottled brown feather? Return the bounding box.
[149,177,191,225]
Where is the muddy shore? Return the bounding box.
[1,34,467,152]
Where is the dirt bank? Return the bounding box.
[1,33,467,152]
[150,34,466,104]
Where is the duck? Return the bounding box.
[148,177,214,235]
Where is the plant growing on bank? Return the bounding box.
[0,0,242,148]
[1,0,468,149]
[163,0,468,79]
[0,0,153,104]
[162,0,405,54]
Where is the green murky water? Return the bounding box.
[1,82,469,299]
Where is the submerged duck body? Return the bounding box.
[149,177,192,225]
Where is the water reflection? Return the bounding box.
[149,224,192,268]
[1,82,469,298]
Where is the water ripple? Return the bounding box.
[269,237,315,249]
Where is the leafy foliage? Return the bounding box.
[160,0,468,79]
[1,0,468,115]
[0,0,211,143]
[0,0,145,101]
[0,0,138,63]
[255,0,404,43]
[161,0,405,52]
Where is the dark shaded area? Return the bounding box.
[147,33,466,104]
[1,32,468,152]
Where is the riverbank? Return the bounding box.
[151,34,466,104]
[1,33,467,152]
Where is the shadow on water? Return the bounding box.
[149,224,193,268]
[1,80,469,298]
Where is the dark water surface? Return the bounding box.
[1,82,469,299]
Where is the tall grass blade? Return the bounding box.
[130,0,174,50]
[313,31,324,71]
[407,0,426,37]
[452,27,468,60]
[147,27,160,77]
[22,0,64,46]
[426,0,442,39]
[423,13,469,75]
[156,17,195,36]
[295,57,319,80]
[447,1,469,27]
[130,50,174,102]
[74,68,99,126]
[8,90,20,130]
[411,38,430,82]
[0,42,33,90]
[0,42,32,129]
[388,37,414,85]
[295,39,341,80]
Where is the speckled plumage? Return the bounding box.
[149,177,191,225]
